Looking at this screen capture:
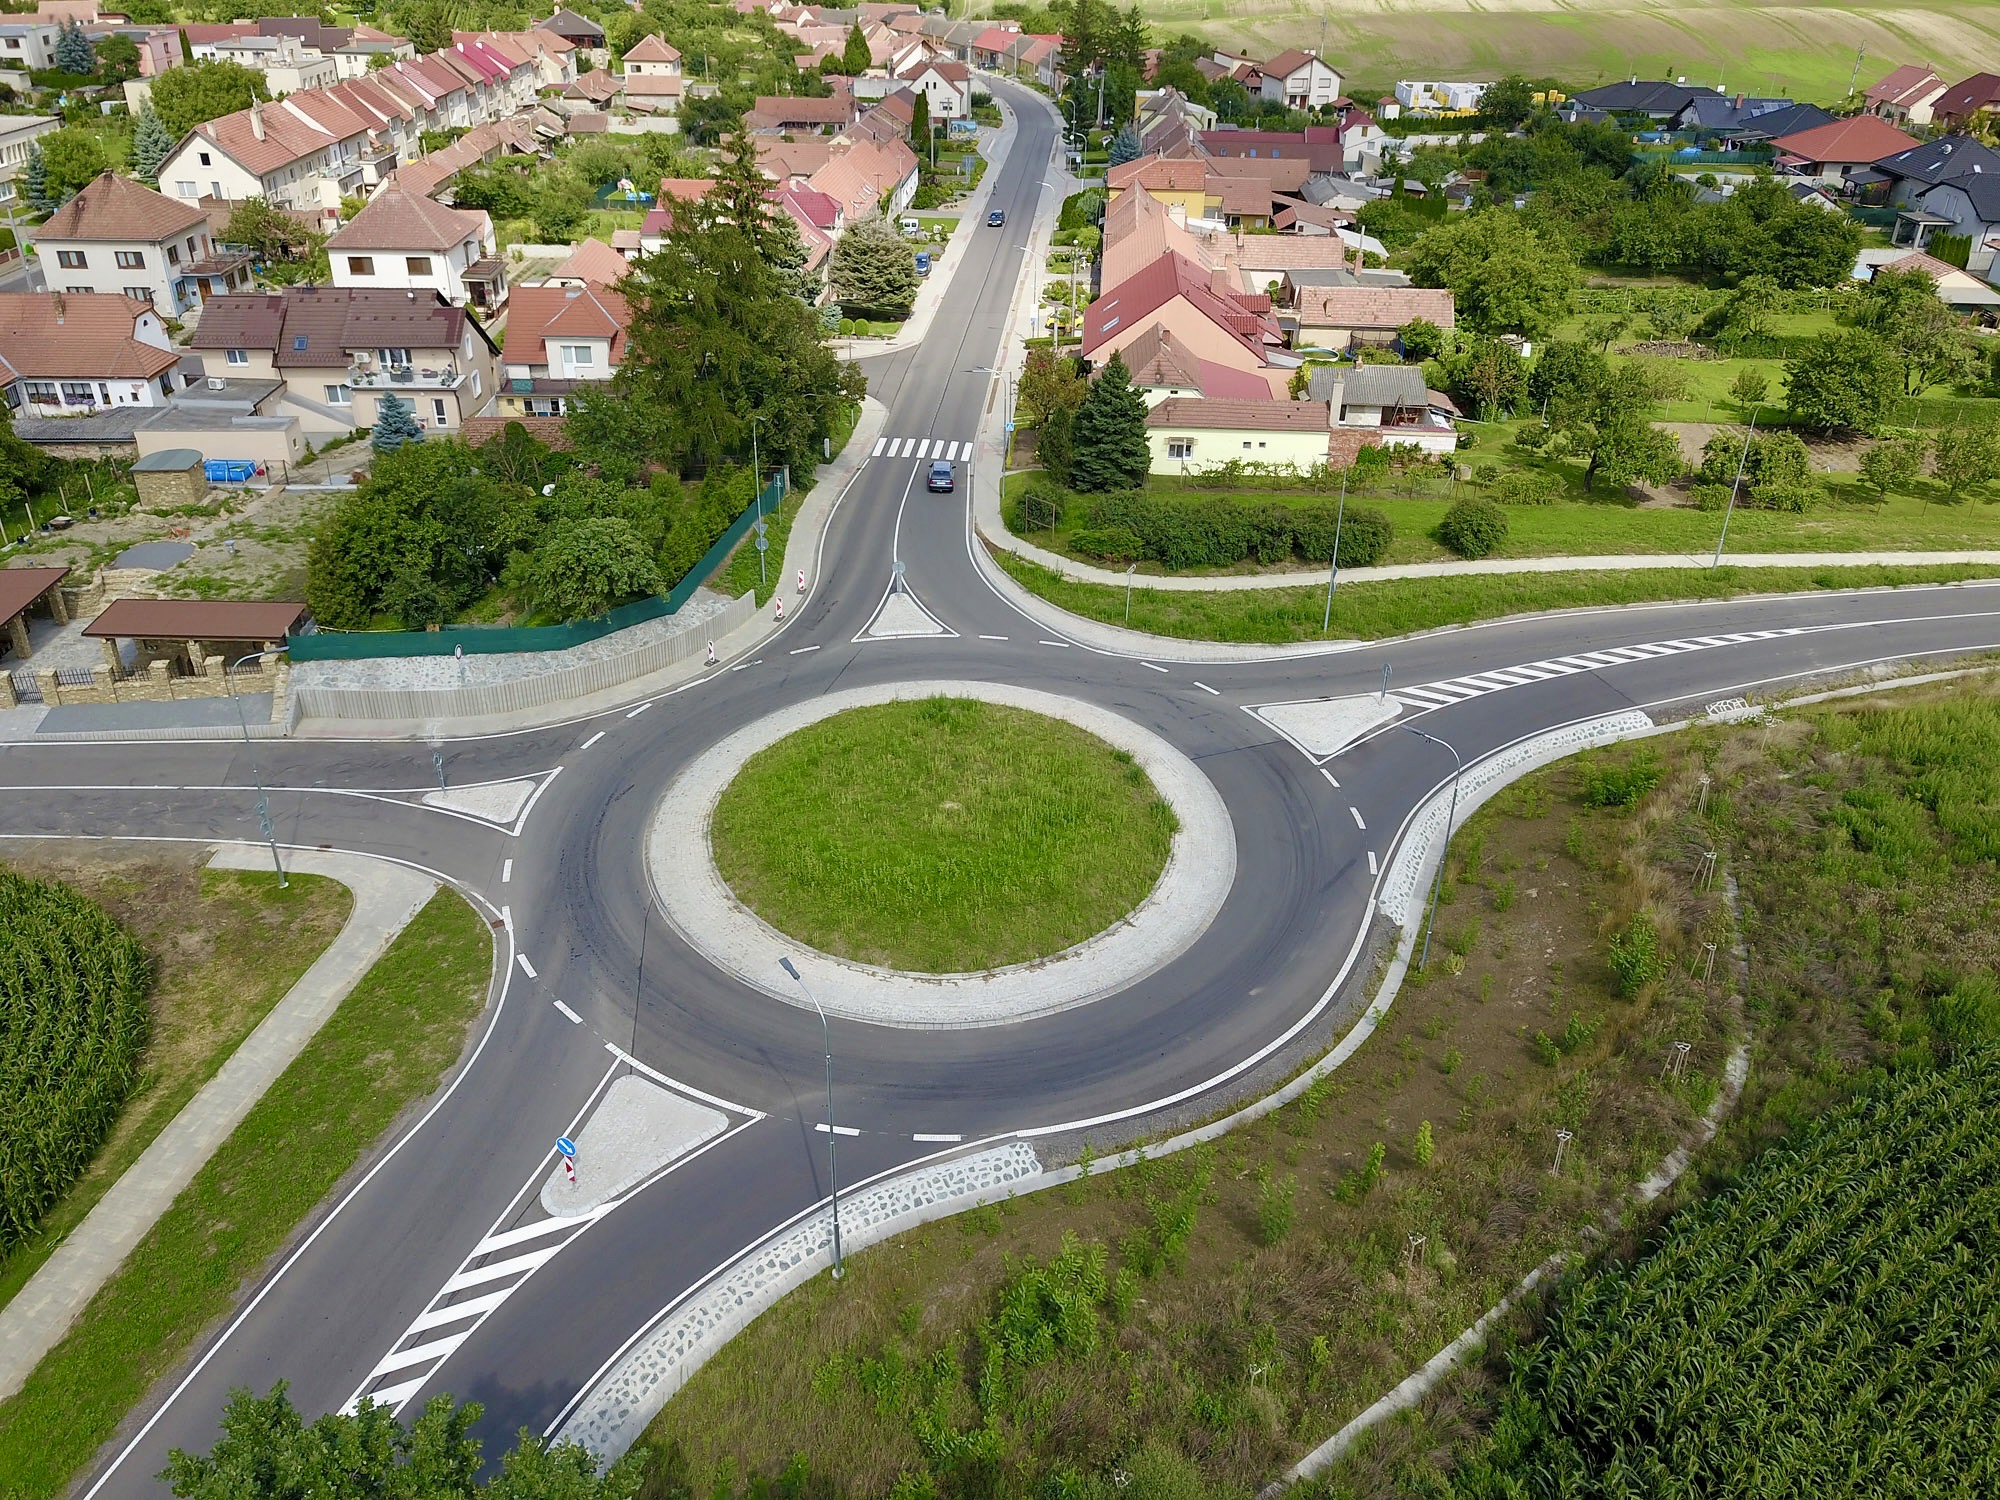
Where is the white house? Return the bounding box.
[198,34,341,98]
[495,282,630,419]
[1311,364,1457,456]
[1911,174,2000,275]
[28,171,230,318]
[897,59,972,120]
[327,187,502,307]
[1257,50,1342,112]
[0,22,61,72]
[620,32,680,76]
[0,114,59,221]
[0,291,183,415]
[1146,397,1335,474]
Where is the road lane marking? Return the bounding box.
[441,1243,566,1296]
[364,1374,433,1411]
[1194,681,1218,695]
[871,437,887,456]
[913,1132,963,1142]
[501,859,512,883]
[1349,806,1366,830]
[580,731,605,750]
[1367,850,1378,875]
[516,954,536,978]
[1039,639,1071,648]
[366,1332,471,1380]
[814,1122,861,1136]
[1320,768,1340,788]
[554,1000,582,1024]
[626,702,651,718]
[789,645,819,654]
[500,905,511,929]
[405,1286,514,1334]
[1140,661,1168,673]
[471,1216,579,1256]
[979,633,1008,640]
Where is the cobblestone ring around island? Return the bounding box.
[644,680,1238,1029]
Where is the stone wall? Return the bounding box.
[11,655,288,714]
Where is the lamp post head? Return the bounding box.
[780,956,800,981]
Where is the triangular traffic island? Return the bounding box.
[420,778,539,825]
[540,1075,729,1217]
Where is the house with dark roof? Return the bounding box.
[188,286,500,438]
[1864,65,1948,127]
[0,292,185,417]
[1308,363,1456,455]
[1865,134,2000,208]
[327,186,502,307]
[27,171,233,318]
[1569,79,1719,119]
[535,7,604,64]
[496,282,631,419]
[1198,126,1346,175]
[1902,170,2000,275]
[1933,72,2000,131]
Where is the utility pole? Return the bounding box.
[227,649,288,888]
[1713,406,1758,566]
[1403,727,1462,971]
[1321,468,1348,633]
[1847,44,1866,101]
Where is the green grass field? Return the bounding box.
[0,890,492,1500]
[1143,0,2000,104]
[710,698,1176,973]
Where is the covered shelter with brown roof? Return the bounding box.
[0,566,72,663]
[83,598,309,677]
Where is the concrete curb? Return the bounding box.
[0,849,436,1402]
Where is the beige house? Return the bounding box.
[1146,398,1333,474]
[1082,252,1296,396]
[496,282,630,419]
[1285,280,1455,352]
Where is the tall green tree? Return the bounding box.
[1067,352,1151,492]
[95,32,139,80]
[35,129,106,211]
[841,22,871,75]
[524,517,661,620]
[909,87,930,154]
[1860,267,1980,395]
[52,18,94,75]
[831,214,919,318]
[151,59,265,137]
[130,106,174,188]
[1407,210,1577,335]
[1931,425,2000,503]
[1548,362,1682,493]
[370,393,423,455]
[1107,121,1141,167]
[20,143,48,217]
[1017,345,1087,427]
[162,1383,646,1500]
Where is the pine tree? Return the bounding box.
[1107,121,1141,167]
[1067,352,1151,491]
[910,88,930,153]
[21,143,49,217]
[53,18,94,75]
[371,393,424,454]
[830,214,919,319]
[131,106,174,188]
[840,22,870,75]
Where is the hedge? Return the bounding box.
[1070,490,1393,571]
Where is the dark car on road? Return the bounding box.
[927,460,955,492]
[986,208,1005,227]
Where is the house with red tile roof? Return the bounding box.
[1769,115,1922,184]
[1864,65,1948,128]
[1082,252,1294,393]
[621,33,681,73]
[1933,72,2000,131]
[548,236,629,288]
[0,292,184,417]
[497,282,631,419]
[898,58,972,119]
[327,187,501,308]
[28,171,224,318]
[1118,323,1278,406]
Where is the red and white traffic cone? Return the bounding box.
[774,596,785,621]
[796,568,806,594]
[705,641,716,666]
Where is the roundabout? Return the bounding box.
[646,680,1238,1028]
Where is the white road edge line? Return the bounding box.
[913,1132,963,1142]
[1367,850,1378,875]
[789,645,820,654]
[602,1041,766,1120]
[1349,806,1367,830]
[1139,661,1169,673]
[554,1000,582,1024]
[625,703,651,718]
[499,905,511,929]
[1320,769,1340,789]
[500,858,512,883]
[516,954,537,978]
[978,633,1008,640]
[1039,639,1071,648]
[507,765,562,839]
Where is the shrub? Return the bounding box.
[1293,504,1394,567]
[1608,915,1668,997]
[1490,470,1563,506]
[1069,526,1142,562]
[838,318,855,335]
[1578,751,1663,808]
[1689,482,1733,511]
[1014,481,1068,530]
[1437,495,1509,559]
[1255,1174,1296,1244]
[1413,1120,1435,1168]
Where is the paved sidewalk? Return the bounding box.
[0,849,437,1401]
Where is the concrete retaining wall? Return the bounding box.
[290,590,754,722]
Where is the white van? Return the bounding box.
[899,215,922,237]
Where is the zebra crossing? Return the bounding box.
[870,435,975,462]
[1391,627,1809,712]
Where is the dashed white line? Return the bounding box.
[625,702,652,718]
[1194,681,1218,695]
[789,645,820,655]
[500,859,512,884]
[1139,661,1169,674]
[579,731,605,750]
[553,1000,582,1024]
[913,1132,963,1142]
[516,954,537,979]
[1367,850,1378,875]
[978,633,1008,640]
[814,1122,861,1137]
[499,904,512,930]
[1039,639,1071,648]
[1320,768,1340,788]
[1349,806,1367,831]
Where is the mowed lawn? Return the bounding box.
[1143,0,2000,102]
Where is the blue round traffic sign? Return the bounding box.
[556,1136,576,1157]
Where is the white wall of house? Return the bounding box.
[1147,425,1329,473]
[0,25,61,71]
[18,371,176,416]
[908,68,970,119]
[331,239,488,302]
[34,227,214,317]
[161,141,267,207]
[1916,182,2000,273]
[1261,57,1341,111]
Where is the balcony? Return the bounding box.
[347,364,466,390]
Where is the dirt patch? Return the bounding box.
[1662,422,1867,472]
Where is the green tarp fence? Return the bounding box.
[288,475,784,661]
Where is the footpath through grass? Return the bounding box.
[0,888,492,1500]
[993,550,2000,644]
[0,864,349,1315]
[639,677,2000,1500]
[710,698,1176,973]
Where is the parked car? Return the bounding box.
[987,208,1005,227]
[927,459,954,492]
[915,249,931,277]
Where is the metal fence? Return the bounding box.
[287,475,784,662]
[7,670,39,703]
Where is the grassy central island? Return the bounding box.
[710,697,1177,973]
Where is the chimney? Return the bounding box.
[1323,370,1345,426]
[1735,92,1745,109]
[250,100,265,140]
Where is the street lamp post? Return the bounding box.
[779,957,843,1279]
[1321,469,1349,634]
[1712,406,1758,567]
[227,648,288,888]
[1402,727,1463,971]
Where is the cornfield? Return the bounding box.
[0,868,151,1254]
[1453,1055,2000,1496]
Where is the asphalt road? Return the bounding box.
[3,79,1998,1496]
